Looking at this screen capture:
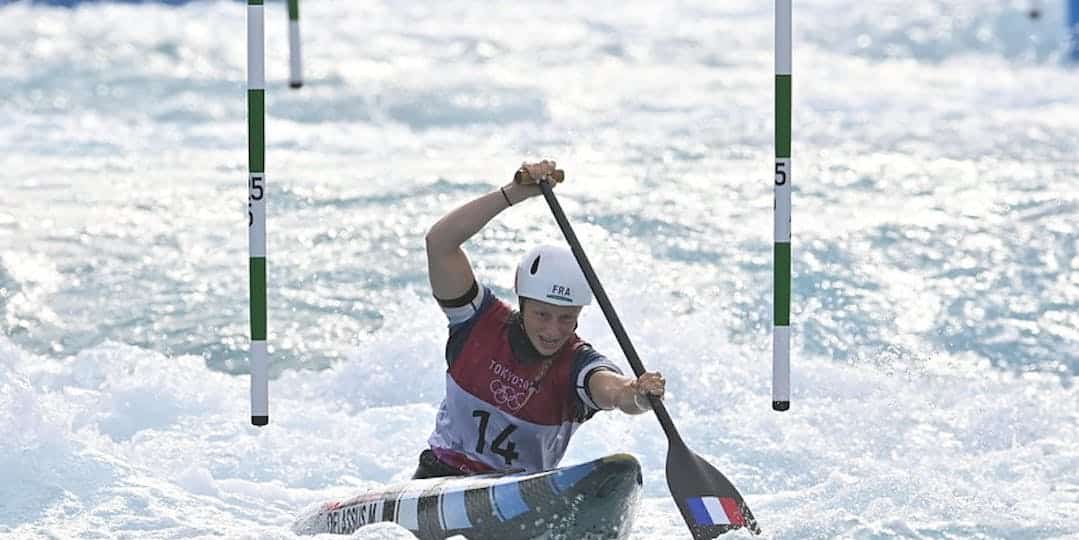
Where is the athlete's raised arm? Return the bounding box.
[425,160,559,301]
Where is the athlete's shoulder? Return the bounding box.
[569,340,622,382]
[565,340,622,420]
[468,287,514,327]
[443,283,506,328]
[571,340,607,363]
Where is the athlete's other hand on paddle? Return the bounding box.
[590,369,666,414]
[633,371,666,411]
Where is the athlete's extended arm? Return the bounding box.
[588,370,666,415]
[425,160,559,301]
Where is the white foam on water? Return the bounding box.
[2,0,1077,538]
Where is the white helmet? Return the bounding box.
[514,245,592,307]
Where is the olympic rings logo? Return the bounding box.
[490,380,529,411]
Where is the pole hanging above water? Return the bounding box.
[287,0,303,89]
[773,0,792,412]
[248,0,269,426]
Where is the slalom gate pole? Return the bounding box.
[287,0,303,88]
[248,0,269,426]
[773,0,792,412]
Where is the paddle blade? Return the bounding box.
[666,441,761,537]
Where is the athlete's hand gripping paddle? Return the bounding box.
[513,163,565,185]
[537,177,761,538]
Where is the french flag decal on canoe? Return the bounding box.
[686,496,745,527]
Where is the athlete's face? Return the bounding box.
[521,299,582,355]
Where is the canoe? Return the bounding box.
[292,453,642,539]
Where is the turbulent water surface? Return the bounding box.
[1,0,1077,538]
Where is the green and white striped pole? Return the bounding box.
[287,0,303,89]
[248,0,269,426]
[773,0,792,412]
